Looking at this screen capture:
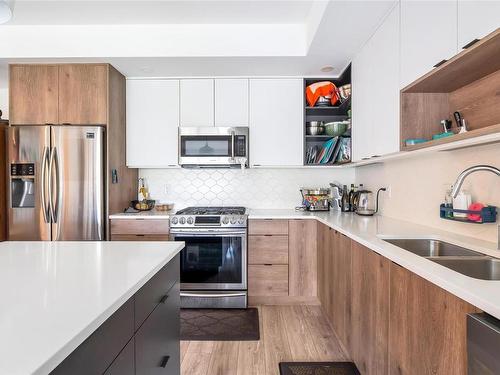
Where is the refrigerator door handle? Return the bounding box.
[48,147,61,225]
[40,146,50,223]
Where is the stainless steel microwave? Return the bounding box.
[178,127,249,168]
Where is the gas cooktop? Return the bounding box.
[175,206,246,216]
[170,206,248,228]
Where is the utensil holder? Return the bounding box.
[439,204,497,224]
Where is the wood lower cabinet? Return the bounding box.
[9,65,59,125]
[350,242,390,375]
[247,219,318,304]
[110,219,170,240]
[248,264,289,296]
[288,219,317,297]
[51,255,180,375]
[389,262,480,375]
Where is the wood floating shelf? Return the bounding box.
[400,28,500,152]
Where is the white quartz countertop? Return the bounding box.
[249,209,500,319]
[0,241,184,375]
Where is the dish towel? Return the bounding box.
[306,81,339,107]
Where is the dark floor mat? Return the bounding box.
[279,362,361,375]
[180,308,260,341]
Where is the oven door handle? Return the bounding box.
[180,292,247,298]
[171,231,247,237]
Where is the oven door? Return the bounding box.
[171,229,247,290]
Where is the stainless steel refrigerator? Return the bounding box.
[7,125,105,241]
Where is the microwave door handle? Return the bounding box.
[231,131,235,160]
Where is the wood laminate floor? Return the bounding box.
[180,305,348,375]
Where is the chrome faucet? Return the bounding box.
[451,165,500,249]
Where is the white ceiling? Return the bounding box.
[0,0,397,87]
[7,0,314,25]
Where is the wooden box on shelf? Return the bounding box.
[400,28,500,151]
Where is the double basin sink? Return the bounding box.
[383,238,500,280]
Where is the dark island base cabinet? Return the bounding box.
[51,255,180,375]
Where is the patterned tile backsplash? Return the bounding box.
[140,168,355,209]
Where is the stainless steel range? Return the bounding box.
[170,207,248,309]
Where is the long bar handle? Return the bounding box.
[40,147,50,223]
[231,131,235,160]
[48,147,60,224]
[180,292,247,298]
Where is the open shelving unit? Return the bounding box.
[400,29,500,152]
[303,64,352,166]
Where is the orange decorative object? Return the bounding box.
[305,81,339,107]
[467,202,485,222]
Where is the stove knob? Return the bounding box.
[238,217,245,225]
[230,217,237,224]
[179,217,186,225]
[171,217,178,225]
[222,216,230,225]
[187,217,194,225]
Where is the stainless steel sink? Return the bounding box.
[382,238,482,257]
[429,258,500,281]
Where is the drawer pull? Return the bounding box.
[160,355,170,368]
[159,294,169,304]
[263,264,273,266]
[135,234,145,237]
[433,59,447,68]
[462,38,480,49]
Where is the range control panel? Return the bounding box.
[11,163,35,176]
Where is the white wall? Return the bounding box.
[0,88,8,120]
[140,168,355,210]
[356,143,500,244]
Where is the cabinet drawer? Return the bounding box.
[110,219,170,235]
[50,298,134,375]
[111,234,171,241]
[135,283,180,375]
[248,235,288,264]
[248,265,289,296]
[103,338,134,375]
[248,219,288,235]
[135,255,180,331]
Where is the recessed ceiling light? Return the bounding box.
[0,1,12,24]
[320,66,334,73]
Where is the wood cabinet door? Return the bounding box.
[58,64,108,124]
[350,241,390,375]
[389,262,480,375]
[248,264,289,296]
[126,79,179,167]
[288,219,317,297]
[331,232,352,347]
[9,65,59,125]
[317,223,331,313]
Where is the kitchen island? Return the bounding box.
[0,241,184,375]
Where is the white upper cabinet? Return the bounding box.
[215,79,249,126]
[458,1,500,49]
[249,79,303,166]
[400,0,458,88]
[371,4,400,157]
[352,3,400,161]
[180,79,214,127]
[126,79,180,168]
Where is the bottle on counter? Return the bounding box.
[453,189,472,218]
[444,186,454,218]
[341,185,350,212]
[348,184,357,212]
